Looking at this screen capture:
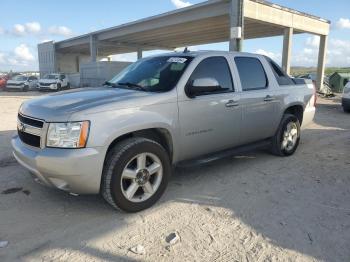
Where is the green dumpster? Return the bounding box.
[329,72,350,93]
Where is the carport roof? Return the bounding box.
[53,0,330,56]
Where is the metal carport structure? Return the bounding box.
[38,0,330,90]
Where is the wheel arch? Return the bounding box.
[283,103,304,125]
[105,128,174,164]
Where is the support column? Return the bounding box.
[137,49,143,60]
[229,0,244,52]
[316,35,328,92]
[282,27,293,75]
[90,35,97,62]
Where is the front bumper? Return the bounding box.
[342,97,350,109]
[38,84,57,90]
[11,135,106,194]
[6,85,23,89]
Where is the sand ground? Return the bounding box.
[0,91,349,262]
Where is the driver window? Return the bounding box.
[187,56,234,95]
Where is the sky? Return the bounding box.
[0,0,350,71]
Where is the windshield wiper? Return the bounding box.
[118,82,147,91]
[104,81,119,88]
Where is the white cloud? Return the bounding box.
[48,26,74,37]
[14,44,35,62]
[0,44,37,70]
[171,0,192,9]
[336,18,350,29]
[11,22,42,36]
[306,35,320,48]
[0,52,6,64]
[255,49,281,62]
[13,24,26,36]
[292,37,350,67]
[25,22,41,34]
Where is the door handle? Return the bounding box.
[264,95,275,102]
[225,100,239,107]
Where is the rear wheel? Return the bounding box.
[271,114,301,156]
[102,137,171,212]
[22,85,29,92]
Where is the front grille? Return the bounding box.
[18,130,41,147]
[40,82,51,86]
[18,114,43,128]
[17,114,44,148]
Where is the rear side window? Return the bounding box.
[235,57,267,91]
[188,56,234,94]
[266,57,295,86]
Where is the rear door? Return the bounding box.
[177,56,241,160]
[233,56,279,144]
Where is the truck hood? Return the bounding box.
[20,87,153,122]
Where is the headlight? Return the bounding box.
[46,121,90,148]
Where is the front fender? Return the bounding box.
[85,103,179,161]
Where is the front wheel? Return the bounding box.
[271,114,301,156]
[101,137,171,212]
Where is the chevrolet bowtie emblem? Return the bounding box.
[18,122,26,132]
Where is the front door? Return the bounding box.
[178,56,242,160]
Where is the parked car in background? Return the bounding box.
[38,73,70,91]
[5,75,38,91]
[0,75,9,90]
[342,81,350,113]
[12,51,316,212]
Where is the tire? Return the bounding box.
[101,137,171,212]
[271,114,301,156]
[343,106,350,113]
[22,85,29,92]
[67,83,71,89]
[56,83,61,91]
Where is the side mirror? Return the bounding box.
[186,77,221,98]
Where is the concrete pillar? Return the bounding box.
[229,0,244,52]
[137,49,143,60]
[316,35,328,92]
[90,35,97,62]
[282,27,293,75]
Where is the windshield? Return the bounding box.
[108,56,193,92]
[43,74,59,80]
[13,75,28,81]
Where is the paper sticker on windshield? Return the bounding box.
[167,57,187,63]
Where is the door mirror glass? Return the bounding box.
[187,77,221,97]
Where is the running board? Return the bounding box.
[176,139,271,168]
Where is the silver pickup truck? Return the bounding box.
[12,51,316,212]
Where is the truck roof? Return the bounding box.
[148,50,263,59]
